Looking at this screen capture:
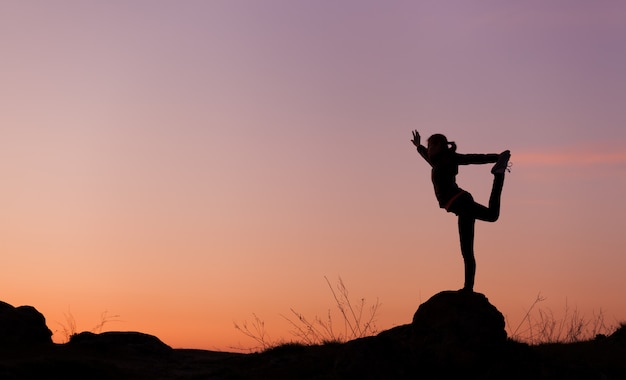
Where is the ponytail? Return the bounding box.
[448,141,457,153]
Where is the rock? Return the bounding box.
[411,290,508,374]
[0,301,53,347]
[68,331,172,355]
[334,291,513,378]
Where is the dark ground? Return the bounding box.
[3,293,625,379]
[1,326,626,380]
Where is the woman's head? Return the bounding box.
[427,134,456,159]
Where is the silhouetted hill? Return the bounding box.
[1,294,625,379]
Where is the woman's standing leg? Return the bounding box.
[458,214,476,291]
[450,172,507,291]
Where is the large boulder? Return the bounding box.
[411,290,508,373]
[0,301,53,347]
[334,291,513,379]
[68,331,172,355]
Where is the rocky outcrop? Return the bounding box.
[411,290,510,375]
[335,290,515,379]
[412,290,507,346]
[68,331,172,355]
[0,301,53,347]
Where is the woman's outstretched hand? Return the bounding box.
[411,130,421,147]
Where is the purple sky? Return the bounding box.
[1,1,625,349]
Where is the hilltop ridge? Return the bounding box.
[1,293,625,379]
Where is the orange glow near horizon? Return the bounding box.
[2,1,626,350]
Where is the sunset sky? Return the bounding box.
[2,1,625,350]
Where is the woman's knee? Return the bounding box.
[486,213,499,222]
[479,208,500,222]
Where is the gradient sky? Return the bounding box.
[2,1,625,350]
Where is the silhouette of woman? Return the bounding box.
[411,131,511,292]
